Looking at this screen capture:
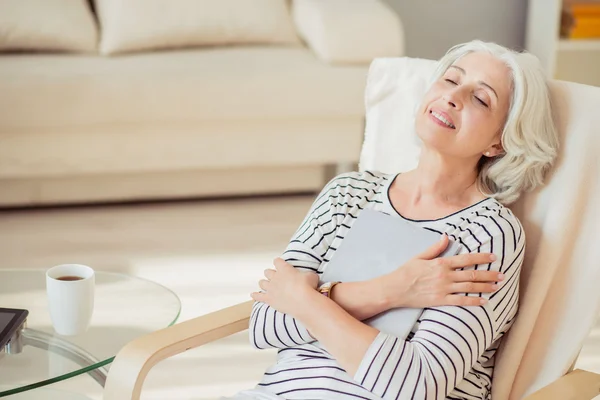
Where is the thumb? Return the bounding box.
[415,234,449,260]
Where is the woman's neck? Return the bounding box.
[405,151,481,206]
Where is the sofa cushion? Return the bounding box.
[95,0,300,55]
[292,0,404,65]
[0,47,367,130]
[0,0,98,53]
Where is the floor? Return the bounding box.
[1,195,599,399]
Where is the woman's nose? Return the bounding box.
[443,92,462,110]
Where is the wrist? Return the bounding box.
[373,269,406,310]
[295,287,323,321]
[373,274,400,310]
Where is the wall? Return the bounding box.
[382,0,528,60]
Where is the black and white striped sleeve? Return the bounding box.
[249,177,344,349]
[353,224,525,399]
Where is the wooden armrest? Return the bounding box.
[524,369,600,400]
[103,300,254,400]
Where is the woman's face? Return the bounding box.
[415,52,512,160]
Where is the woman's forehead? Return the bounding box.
[450,53,510,82]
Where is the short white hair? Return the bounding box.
[431,40,559,205]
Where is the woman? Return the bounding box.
[235,40,558,399]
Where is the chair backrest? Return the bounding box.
[359,57,600,400]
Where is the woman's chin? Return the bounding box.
[417,128,455,148]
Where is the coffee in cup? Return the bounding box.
[56,276,84,281]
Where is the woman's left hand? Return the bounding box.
[250,258,319,317]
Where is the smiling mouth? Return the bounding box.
[430,110,456,129]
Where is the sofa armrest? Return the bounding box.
[103,300,254,400]
[291,0,404,65]
[523,369,600,400]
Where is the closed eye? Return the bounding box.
[475,96,489,108]
[445,79,457,85]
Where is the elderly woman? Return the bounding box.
[234,40,558,400]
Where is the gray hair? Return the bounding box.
[431,40,559,204]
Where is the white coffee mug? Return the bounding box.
[46,264,95,336]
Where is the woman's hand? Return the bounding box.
[381,234,503,308]
[250,258,319,317]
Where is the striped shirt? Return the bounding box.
[243,171,524,400]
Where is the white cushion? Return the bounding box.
[359,57,600,399]
[292,0,404,65]
[0,0,97,52]
[95,0,300,55]
[359,57,435,173]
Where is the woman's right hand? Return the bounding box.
[381,234,504,308]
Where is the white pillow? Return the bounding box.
[359,57,437,174]
[0,0,98,52]
[95,0,301,55]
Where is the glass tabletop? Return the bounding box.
[0,269,181,397]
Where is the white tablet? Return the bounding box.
[320,209,461,339]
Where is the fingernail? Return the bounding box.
[491,284,498,290]
[480,298,487,305]
[490,254,497,261]
[498,273,505,280]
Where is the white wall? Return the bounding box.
[382,0,528,59]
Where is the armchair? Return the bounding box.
[105,57,600,400]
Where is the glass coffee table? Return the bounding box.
[0,270,181,397]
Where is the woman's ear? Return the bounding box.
[495,142,505,155]
[484,143,505,157]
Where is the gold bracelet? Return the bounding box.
[318,281,341,298]
[329,281,341,299]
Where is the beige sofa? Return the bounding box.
[0,0,403,206]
